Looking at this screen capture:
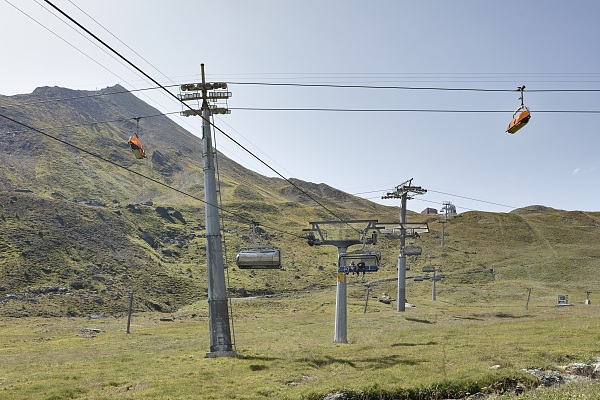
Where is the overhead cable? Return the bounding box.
[230,107,600,113]
[0,111,304,241]
[228,81,600,93]
[43,0,353,228]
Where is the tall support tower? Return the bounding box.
[180,65,235,357]
[382,179,427,312]
[304,220,379,343]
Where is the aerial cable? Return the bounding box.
[426,189,517,209]
[6,0,180,126]
[28,0,144,90]
[228,81,513,92]
[4,0,128,87]
[228,81,600,93]
[43,0,354,230]
[32,0,193,134]
[0,111,306,241]
[2,111,180,137]
[230,107,600,114]
[213,116,296,178]
[343,188,518,211]
[66,0,179,88]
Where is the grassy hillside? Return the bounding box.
[0,85,402,317]
[1,86,600,399]
[0,85,599,320]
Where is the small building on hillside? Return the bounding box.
[421,208,438,215]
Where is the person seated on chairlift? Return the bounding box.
[357,262,365,275]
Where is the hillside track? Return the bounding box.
[514,213,557,255]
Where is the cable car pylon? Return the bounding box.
[180,64,235,358]
[381,179,429,312]
[304,220,380,344]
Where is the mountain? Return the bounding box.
[0,85,401,317]
[0,85,599,318]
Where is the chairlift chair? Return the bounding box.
[506,85,531,134]
[128,117,147,159]
[338,250,381,274]
[235,244,282,269]
[506,107,531,134]
[403,244,422,256]
[235,220,282,269]
[128,136,146,159]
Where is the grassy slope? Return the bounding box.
[1,86,600,398]
[1,291,599,399]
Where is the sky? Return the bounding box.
[1,0,599,214]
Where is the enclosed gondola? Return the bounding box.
[235,220,282,269]
[235,244,282,269]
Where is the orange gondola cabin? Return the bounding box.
[128,136,146,159]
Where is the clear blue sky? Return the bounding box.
[2,0,599,213]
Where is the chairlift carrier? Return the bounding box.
[506,85,531,134]
[338,250,381,273]
[403,244,422,256]
[235,244,282,269]
[128,117,147,159]
[235,220,282,269]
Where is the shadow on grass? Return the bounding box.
[495,312,533,319]
[237,354,284,362]
[453,315,484,321]
[362,355,424,369]
[391,341,437,347]
[405,317,435,324]
[297,354,424,369]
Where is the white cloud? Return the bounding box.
[572,167,595,176]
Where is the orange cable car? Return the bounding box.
[506,107,531,134]
[128,117,147,159]
[506,85,531,134]
[128,136,146,159]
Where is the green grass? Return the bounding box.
[2,87,600,398]
[2,287,600,399]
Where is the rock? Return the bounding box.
[125,204,142,214]
[324,393,354,400]
[139,231,156,248]
[155,206,171,219]
[70,281,85,290]
[172,210,185,223]
[79,328,101,335]
[565,362,594,377]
